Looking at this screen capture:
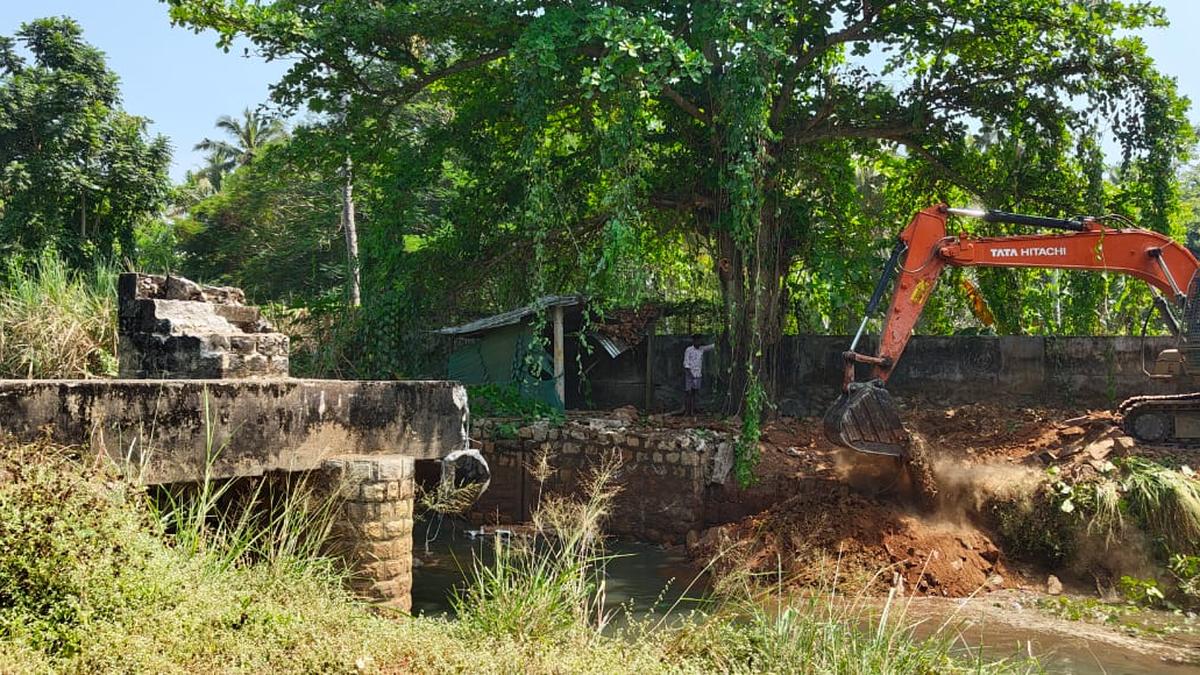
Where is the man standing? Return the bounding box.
[683,334,715,417]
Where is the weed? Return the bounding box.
[0,249,118,378]
[468,383,565,425]
[1118,457,1200,555]
[451,451,621,641]
[1118,575,1168,608]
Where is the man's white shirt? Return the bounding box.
[684,344,715,377]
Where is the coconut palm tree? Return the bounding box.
[193,108,287,174]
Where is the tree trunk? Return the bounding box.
[342,154,362,307]
[715,209,790,416]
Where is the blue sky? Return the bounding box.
[2,1,1198,183]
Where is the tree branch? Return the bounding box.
[785,122,916,146]
[899,141,995,200]
[769,2,894,130]
[648,192,716,212]
[392,49,509,102]
[660,84,710,124]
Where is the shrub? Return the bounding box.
[467,383,565,425]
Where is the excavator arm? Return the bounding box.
[824,204,1200,457]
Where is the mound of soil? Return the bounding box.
[688,402,1112,598]
[692,486,1012,597]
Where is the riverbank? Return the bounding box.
[0,438,1029,673]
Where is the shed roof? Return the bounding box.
[434,295,585,337]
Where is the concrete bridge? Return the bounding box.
[0,274,470,611]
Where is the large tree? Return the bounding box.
[168,1,1191,412]
[0,17,172,266]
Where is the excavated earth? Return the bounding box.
[683,399,1180,598]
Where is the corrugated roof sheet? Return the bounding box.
[590,332,630,358]
[434,295,585,337]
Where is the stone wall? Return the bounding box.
[583,334,1181,415]
[469,416,735,543]
[118,273,289,379]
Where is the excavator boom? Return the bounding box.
[825,205,1200,457]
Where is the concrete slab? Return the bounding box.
[0,379,468,484]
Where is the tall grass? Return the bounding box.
[451,451,621,640]
[0,250,118,379]
[147,394,343,576]
[0,437,1035,673]
[1118,457,1200,555]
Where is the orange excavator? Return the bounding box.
[823,204,1200,460]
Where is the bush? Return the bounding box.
[0,250,117,378]
[467,383,565,425]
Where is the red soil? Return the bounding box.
[688,401,1105,597]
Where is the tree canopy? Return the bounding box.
[165,0,1194,465]
[0,17,172,267]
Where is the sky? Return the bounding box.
[0,1,289,182]
[2,1,1199,183]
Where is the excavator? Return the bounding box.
[823,204,1200,463]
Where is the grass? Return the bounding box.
[988,456,1200,608]
[451,451,621,641]
[1118,457,1200,556]
[0,250,118,379]
[0,438,1034,673]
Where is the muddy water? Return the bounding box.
[903,596,1200,674]
[410,521,705,618]
[411,522,1198,672]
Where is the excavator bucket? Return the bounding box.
[822,380,909,457]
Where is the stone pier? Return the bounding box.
[320,456,416,608]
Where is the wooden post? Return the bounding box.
[552,305,565,407]
[643,321,655,411]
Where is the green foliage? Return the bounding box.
[164,0,1194,423]
[0,443,151,656]
[995,459,1200,607]
[733,378,764,488]
[987,480,1079,566]
[176,141,346,303]
[467,383,565,425]
[1118,575,1168,608]
[0,439,415,672]
[0,18,171,267]
[0,249,117,379]
[193,107,287,178]
[1169,554,1200,602]
[1118,457,1200,555]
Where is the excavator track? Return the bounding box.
[1118,392,1200,450]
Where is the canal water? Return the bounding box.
[410,520,705,619]
[411,520,1198,673]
